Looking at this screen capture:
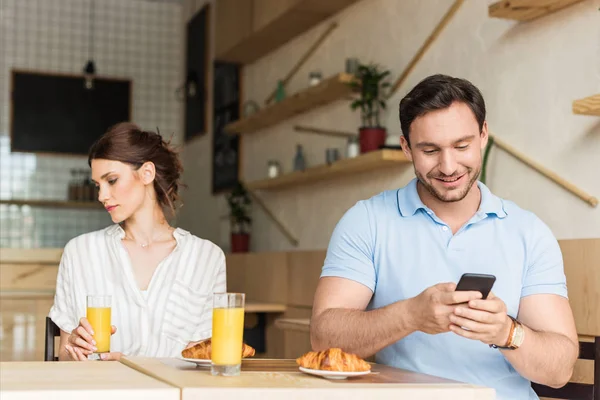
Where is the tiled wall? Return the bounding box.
[0,0,184,248]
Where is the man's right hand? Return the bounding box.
[409,283,482,334]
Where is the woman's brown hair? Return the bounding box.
[88,122,183,215]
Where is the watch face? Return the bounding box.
[512,323,525,348]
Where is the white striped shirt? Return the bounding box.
[49,224,226,357]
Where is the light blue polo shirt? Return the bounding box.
[321,178,567,400]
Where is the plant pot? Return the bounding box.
[359,127,387,153]
[231,233,250,253]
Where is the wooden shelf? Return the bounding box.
[489,0,584,21]
[0,199,103,210]
[246,150,410,191]
[225,73,355,135]
[573,94,600,116]
[216,0,359,64]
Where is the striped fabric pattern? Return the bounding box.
[49,224,226,357]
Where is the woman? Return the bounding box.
[49,122,226,361]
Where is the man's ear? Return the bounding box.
[139,161,156,185]
[400,135,413,162]
[480,121,489,150]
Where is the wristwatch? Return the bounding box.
[490,316,525,350]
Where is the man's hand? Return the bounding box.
[410,283,483,335]
[449,291,512,346]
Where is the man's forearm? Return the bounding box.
[502,326,578,388]
[310,299,416,359]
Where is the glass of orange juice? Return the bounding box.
[86,295,112,354]
[211,292,245,376]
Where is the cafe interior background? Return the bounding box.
[0,0,598,364]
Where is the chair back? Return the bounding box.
[44,317,61,361]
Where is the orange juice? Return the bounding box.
[86,307,111,353]
[211,307,244,365]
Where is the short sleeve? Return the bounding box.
[191,248,226,341]
[48,243,78,333]
[521,216,568,298]
[321,201,376,292]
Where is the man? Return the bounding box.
[310,74,578,400]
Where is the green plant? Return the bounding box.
[349,63,391,127]
[480,136,494,185]
[226,182,252,234]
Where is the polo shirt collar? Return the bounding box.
[397,178,507,218]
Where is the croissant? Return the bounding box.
[181,338,255,359]
[296,348,371,372]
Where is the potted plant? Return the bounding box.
[226,182,252,253]
[349,63,391,153]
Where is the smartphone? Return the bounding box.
[455,273,496,299]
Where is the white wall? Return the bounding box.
[182,0,600,252]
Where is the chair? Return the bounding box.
[44,317,61,361]
[531,336,599,400]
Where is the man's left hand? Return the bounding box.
[448,292,512,346]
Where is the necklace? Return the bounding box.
[124,227,174,248]
[124,235,150,248]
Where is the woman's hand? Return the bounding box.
[64,317,118,361]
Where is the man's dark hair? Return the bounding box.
[399,74,486,147]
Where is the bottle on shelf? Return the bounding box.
[293,144,306,171]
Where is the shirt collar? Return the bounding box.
[397,178,507,218]
[105,224,190,240]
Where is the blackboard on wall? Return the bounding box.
[212,62,240,194]
[184,5,209,142]
[10,70,131,155]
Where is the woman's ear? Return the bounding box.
[139,161,156,185]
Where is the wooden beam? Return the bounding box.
[244,186,299,246]
[265,22,339,106]
[387,0,465,98]
[490,133,598,208]
[572,94,600,116]
[488,0,584,21]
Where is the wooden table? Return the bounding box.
[121,357,495,399]
[0,361,179,400]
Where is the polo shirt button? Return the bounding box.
[442,226,449,231]
[427,211,432,215]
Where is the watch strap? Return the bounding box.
[490,316,521,350]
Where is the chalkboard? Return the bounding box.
[212,62,240,194]
[184,5,209,142]
[11,70,131,155]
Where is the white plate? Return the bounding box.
[179,357,211,366]
[298,367,371,380]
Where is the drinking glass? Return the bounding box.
[86,295,112,354]
[211,293,245,376]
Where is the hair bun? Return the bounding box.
[88,122,184,215]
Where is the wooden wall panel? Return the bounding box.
[0,296,54,361]
[559,238,600,336]
[286,250,325,307]
[0,248,62,263]
[0,264,58,291]
[226,252,288,304]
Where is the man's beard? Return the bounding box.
[415,165,480,203]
